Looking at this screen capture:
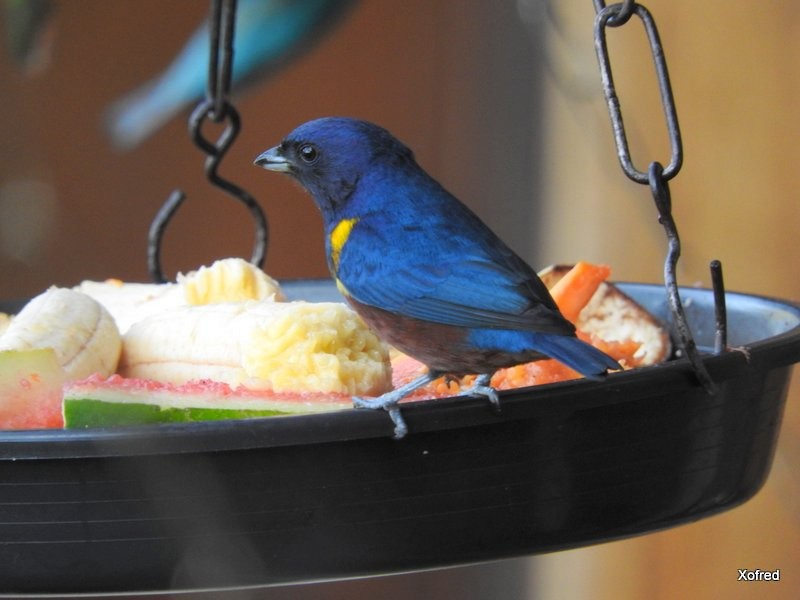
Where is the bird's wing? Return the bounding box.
[337,219,574,335]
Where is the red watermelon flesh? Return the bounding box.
[63,374,354,428]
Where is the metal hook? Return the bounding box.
[147,0,268,283]
[649,163,717,394]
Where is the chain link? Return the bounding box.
[592,2,721,394]
[594,2,682,183]
[592,0,636,27]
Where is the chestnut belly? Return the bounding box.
[347,298,545,375]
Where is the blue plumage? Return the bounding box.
[105,0,354,149]
[255,117,620,437]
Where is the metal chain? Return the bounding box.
[592,1,722,394]
[206,0,235,122]
[593,0,636,27]
[148,0,268,283]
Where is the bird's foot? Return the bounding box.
[353,371,440,439]
[353,392,408,439]
[462,373,501,412]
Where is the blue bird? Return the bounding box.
[105,0,354,150]
[255,117,620,438]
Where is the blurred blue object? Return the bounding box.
[105,0,355,150]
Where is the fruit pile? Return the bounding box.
[0,258,391,429]
[0,260,669,430]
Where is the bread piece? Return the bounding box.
[539,265,671,366]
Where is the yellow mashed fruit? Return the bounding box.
[242,302,389,395]
[121,300,391,397]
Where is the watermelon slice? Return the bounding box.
[63,374,354,428]
[0,349,66,429]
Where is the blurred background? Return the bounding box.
[0,1,797,598]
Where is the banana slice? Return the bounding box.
[0,287,122,379]
[0,313,10,337]
[76,258,286,334]
[75,279,183,334]
[179,257,286,305]
[120,300,391,397]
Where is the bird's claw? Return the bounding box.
[387,407,408,439]
[462,373,501,413]
[352,395,382,410]
[352,372,439,439]
[353,395,408,439]
[465,384,501,412]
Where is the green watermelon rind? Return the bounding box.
[62,375,354,429]
[63,398,289,428]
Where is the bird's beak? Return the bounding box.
[254,146,291,172]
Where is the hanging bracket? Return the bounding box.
[593,1,723,394]
[148,0,268,283]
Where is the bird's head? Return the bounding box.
[254,117,415,220]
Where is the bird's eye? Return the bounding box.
[298,144,319,164]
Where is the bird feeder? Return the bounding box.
[0,0,797,595]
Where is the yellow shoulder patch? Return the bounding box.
[329,217,359,271]
[335,277,351,297]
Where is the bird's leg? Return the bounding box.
[462,372,501,412]
[353,371,442,439]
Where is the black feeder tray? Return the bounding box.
[0,281,798,595]
[1,0,799,596]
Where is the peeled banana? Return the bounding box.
[179,257,286,304]
[0,287,122,379]
[3,261,387,399]
[75,280,183,334]
[121,300,392,396]
[76,257,285,334]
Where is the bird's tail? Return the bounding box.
[104,79,184,151]
[538,333,621,379]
